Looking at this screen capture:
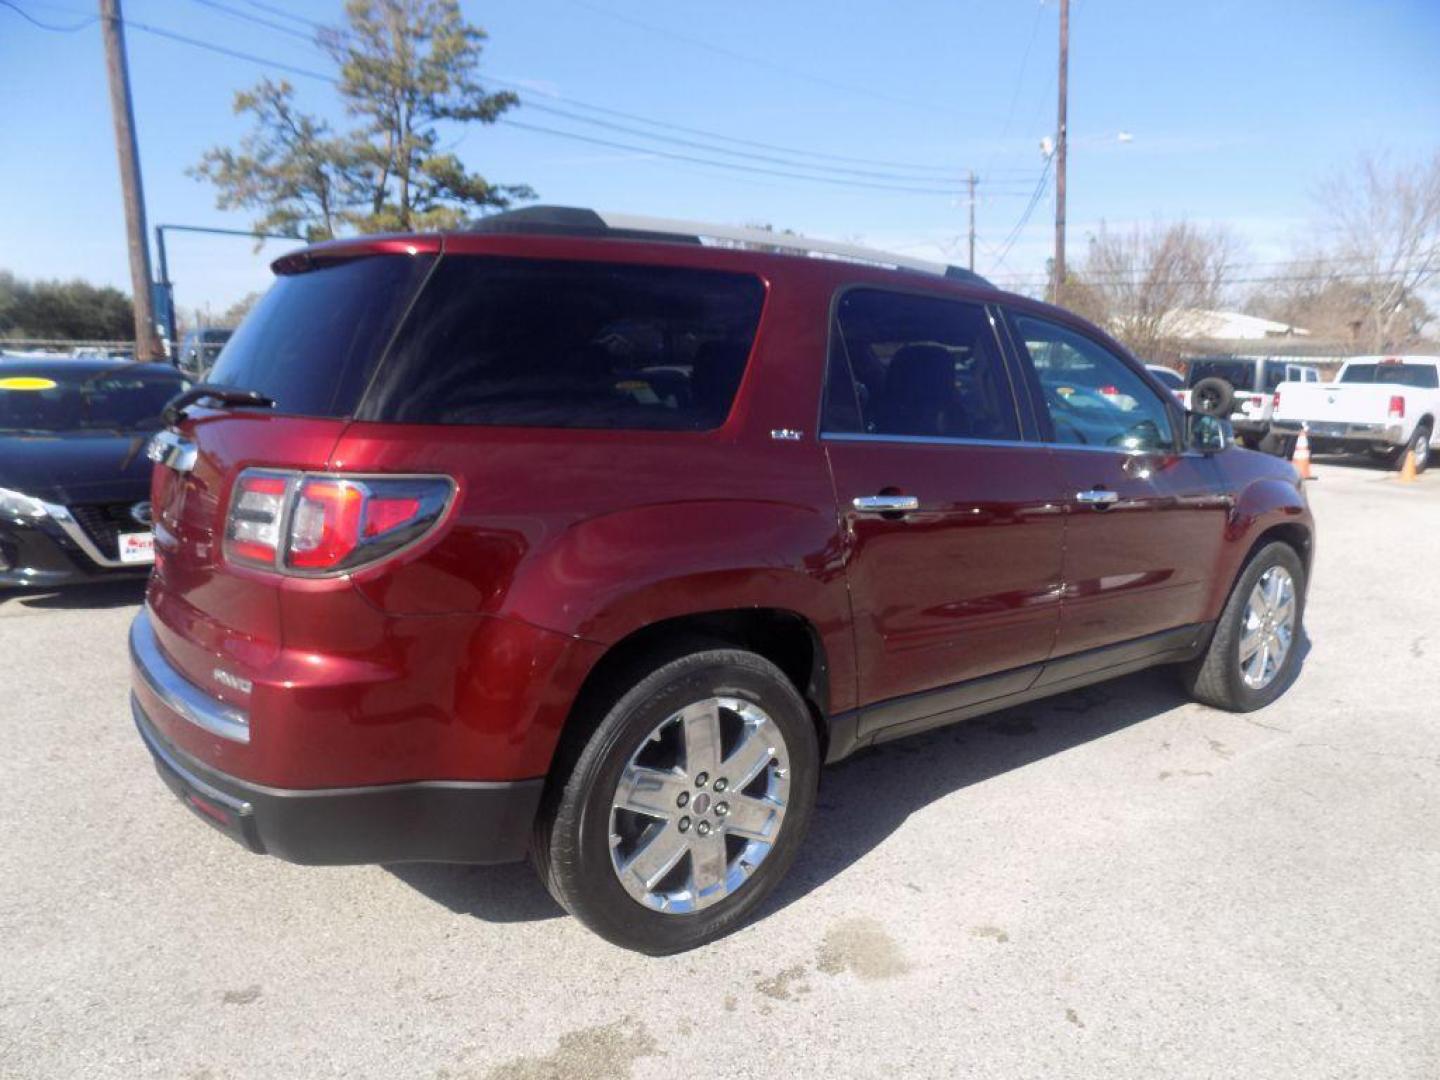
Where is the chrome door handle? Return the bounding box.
[852,495,920,514]
[1075,489,1119,506]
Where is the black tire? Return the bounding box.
[1191,377,1235,417]
[533,648,819,954]
[1257,430,1287,456]
[1398,425,1432,474]
[1178,541,1306,711]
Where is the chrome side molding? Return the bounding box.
[129,608,250,743]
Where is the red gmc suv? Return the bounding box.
[131,207,1313,953]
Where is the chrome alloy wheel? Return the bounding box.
[1239,565,1297,690]
[609,697,790,914]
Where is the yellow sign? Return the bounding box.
[0,376,58,391]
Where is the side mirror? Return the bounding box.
[1188,411,1232,454]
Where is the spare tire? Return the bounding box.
[1191,377,1235,416]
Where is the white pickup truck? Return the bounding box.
[1271,355,1440,472]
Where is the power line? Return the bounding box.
[3,1,1061,202]
[236,0,324,32]
[185,0,315,44]
[983,0,1047,180]
[513,98,1040,188]
[122,15,338,82]
[987,155,1054,272]
[174,0,1028,181]
[494,119,993,196]
[989,269,1434,287]
[0,0,94,31]
[485,75,1038,177]
[50,0,1036,185]
[16,3,1032,197]
[560,0,971,120]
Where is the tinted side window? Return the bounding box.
[822,329,865,434]
[363,258,765,430]
[1263,361,1296,391]
[209,255,433,417]
[1012,314,1175,451]
[824,289,1020,441]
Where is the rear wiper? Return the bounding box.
[162,384,276,427]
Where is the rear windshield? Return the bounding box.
[207,254,434,417]
[360,257,766,429]
[0,365,187,434]
[1188,358,1308,393]
[1186,359,1255,391]
[1340,363,1439,388]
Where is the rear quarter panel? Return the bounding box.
[325,265,858,723]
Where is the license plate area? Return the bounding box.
[118,531,155,564]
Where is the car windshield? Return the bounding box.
[1339,363,1439,389]
[0,365,187,434]
[1187,359,1255,391]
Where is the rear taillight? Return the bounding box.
[1389,395,1405,420]
[226,471,289,566]
[224,469,453,575]
[1099,384,1119,396]
[1272,391,1281,410]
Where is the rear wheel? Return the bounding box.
[534,648,819,954]
[1257,430,1288,456]
[1179,542,1306,712]
[1399,425,1432,473]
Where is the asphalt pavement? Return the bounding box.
[2,458,1437,1079]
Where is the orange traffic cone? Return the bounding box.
[1293,427,1313,481]
[1397,447,1418,483]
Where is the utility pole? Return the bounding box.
[967,170,977,272]
[1053,0,1069,303]
[100,0,162,360]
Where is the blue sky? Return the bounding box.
[2,0,1438,318]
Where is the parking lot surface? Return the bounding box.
[2,459,1437,1079]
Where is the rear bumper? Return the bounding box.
[1271,419,1403,445]
[132,694,543,865]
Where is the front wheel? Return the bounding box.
[1179,542,1306,711]
[534,648,819,954]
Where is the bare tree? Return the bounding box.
[1246,256,1435,348]
[1064,221,1236,359]
[1303,152,1440,351]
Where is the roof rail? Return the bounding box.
[469,205,993,287]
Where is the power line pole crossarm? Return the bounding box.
[100,0,163,361]
[1053,0,1069,303]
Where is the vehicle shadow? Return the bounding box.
[390,636,1311,928]
[387,859,565,923]
[0,579,148,612]
[1311,451,1392,473]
